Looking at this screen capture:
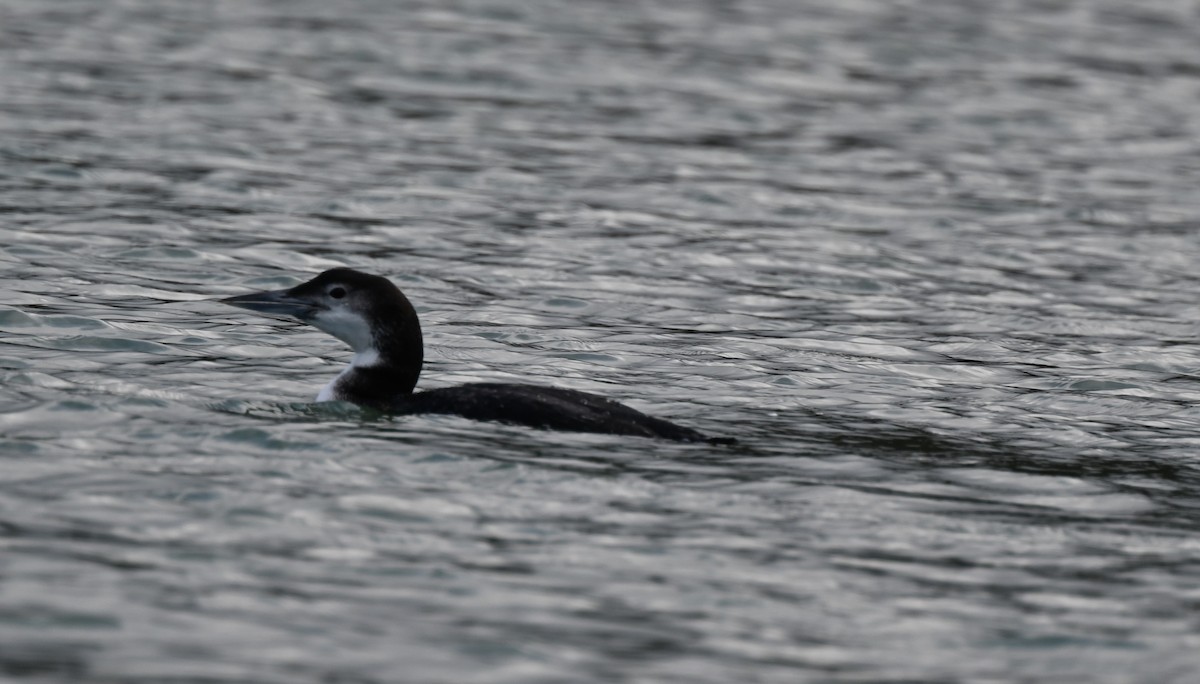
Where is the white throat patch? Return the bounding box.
[310,307,374,352]
[315,348,382,402]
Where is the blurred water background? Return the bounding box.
[3,0,1200,681]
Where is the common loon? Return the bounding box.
[221,268,733,444]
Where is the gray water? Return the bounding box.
[3,0,1200,681]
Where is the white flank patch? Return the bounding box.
[316,380,339,402]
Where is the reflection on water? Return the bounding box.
[3,0,1200,681]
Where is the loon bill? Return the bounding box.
[221,268,734,444]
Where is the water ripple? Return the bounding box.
[4,0,1200,681]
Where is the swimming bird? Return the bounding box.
[221,268,733,443]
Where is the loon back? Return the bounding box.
[221,267,734,444]
[394,382,714,442]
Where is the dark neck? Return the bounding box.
[340,291,424,407]
[335,357,421,408]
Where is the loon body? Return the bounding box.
[222,268,732,443]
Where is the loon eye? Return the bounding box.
[329,286,347,300]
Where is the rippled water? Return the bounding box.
[4,0,1200,681]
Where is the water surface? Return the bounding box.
[3,1,1200,681]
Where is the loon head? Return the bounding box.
[222,268,424,399]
